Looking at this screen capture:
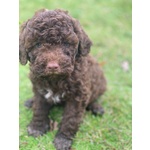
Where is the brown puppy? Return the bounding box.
[19,9,107,150]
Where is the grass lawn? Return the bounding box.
[19,0,132,149]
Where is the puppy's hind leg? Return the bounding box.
[86,101,105,116]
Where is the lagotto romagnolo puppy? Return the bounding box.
[19,9,107,150]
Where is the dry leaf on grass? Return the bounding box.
[99,61,106,67]
[49,120,58,131]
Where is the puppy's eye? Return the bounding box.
[64,43,70,47]
[65,51,70,56]
[35,43,41,48]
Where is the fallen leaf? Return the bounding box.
[49,120,58,131]
[99,61,106,67]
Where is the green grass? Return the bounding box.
[19,0,132,149]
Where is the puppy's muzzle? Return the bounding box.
[46,62,60,73]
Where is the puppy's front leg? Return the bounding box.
[54,100,85,150]
[27,94,50,137]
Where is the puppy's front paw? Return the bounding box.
[54,134,72,150]
[27,121,49,137]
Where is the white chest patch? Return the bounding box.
[44,89,53,99]
[51,95,61,104]
[43,89,65,104]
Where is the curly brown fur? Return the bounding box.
[20,9,107,150]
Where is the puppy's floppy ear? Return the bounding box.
[19,21,28,65]
[72,18,92,56]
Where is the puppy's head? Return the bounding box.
[19,9,92,77]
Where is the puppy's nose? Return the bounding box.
[47,62,59,70]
